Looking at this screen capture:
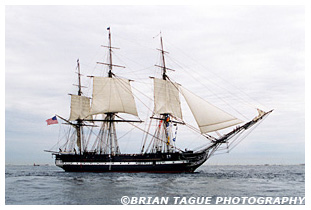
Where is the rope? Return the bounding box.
[166,55,250,120]
[228,116,266,152]
[118,126,136,140]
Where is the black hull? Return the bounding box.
[60,164,195,173]
[54,151,208,173]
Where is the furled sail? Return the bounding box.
[180,86,243,133]
[153,78,182,119]
[69,95,92,121]
[90,77,138,116]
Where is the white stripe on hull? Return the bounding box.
[56,160,189,166]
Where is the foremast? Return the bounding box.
[147,33,182,153]
[158,34,169,152]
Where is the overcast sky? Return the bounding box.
[4,5,305,165]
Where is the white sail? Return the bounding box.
[90,77,138,116]
[180,86,243,133]
[69,95,92,121]
[153,78,182,119]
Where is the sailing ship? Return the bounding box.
[46,28,273,173]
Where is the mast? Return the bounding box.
[142,33,182,154]
[156,33,174,152]
[77,59,82,96]
[160,34,169,152]
[89,28,140,155]
[76,59,83,154]
[95,27,122,155]
[106,27,117,155]
[64,58,92,154]
[108,28,113,78]
[160,34,167,80]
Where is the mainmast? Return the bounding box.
[88,27,140,156]
[95,27,124,155]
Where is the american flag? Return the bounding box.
[46,116,58,125]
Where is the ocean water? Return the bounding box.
[5,164,305,205]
